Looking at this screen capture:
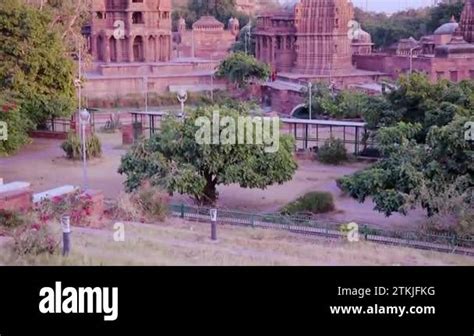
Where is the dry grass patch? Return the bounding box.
[0,218,472,266]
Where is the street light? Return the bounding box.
[177,89,188,118]
[308,82,313,120]
[79,108,90,191]
[409,46,422,75]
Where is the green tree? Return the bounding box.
[0,91,31,155]
[0,0,76,132]
[216,52,270,88]
[118,104,298,205]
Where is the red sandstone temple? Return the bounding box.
[90,0,172,63]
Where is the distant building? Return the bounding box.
[174,16,239,60]
[354,10,474,83]
[89,0,172,63]
[254,0,385,114]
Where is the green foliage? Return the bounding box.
[281,192,335,215]
[355,1,464,49]
[0,0,76,154]
[0,92,31,155]
[216,52,271,88]
[317,137,348,165]
[0,210,28,229]
[304,83,368,119]
[118,103,298,205]
[339,115,473,220]
[61,132,102,160]
[172,0,250,31]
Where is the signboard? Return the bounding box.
[210,209,218,222]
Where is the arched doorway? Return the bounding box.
[133,36,144,62]
[148,36,156,62]
[110,37,117,62]
[290,104,310,119]
[97,35,104,61]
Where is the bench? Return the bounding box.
[33,185,78,204]
[0,182,31,194]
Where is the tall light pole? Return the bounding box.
[79,108,91,191]
[409,46,422,75]
[308,82,313,120]
[143,76,148,113]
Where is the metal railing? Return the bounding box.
[169,203,474,256]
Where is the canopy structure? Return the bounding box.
[280,118,368,155]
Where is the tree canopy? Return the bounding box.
[216,52,271,88]
[338,75,474,234]
[355,0,464,49]
[118,103,297,205]
[0,0,76,154]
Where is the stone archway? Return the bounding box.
[290,104,306,116]
[110,37,117,62]
[148,36,156,62]
[133,36,144,62]
[97,35,104,61]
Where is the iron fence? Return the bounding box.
[169,203,474,256]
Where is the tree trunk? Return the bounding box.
[200,174,217,206]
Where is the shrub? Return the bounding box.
[0,94,31,155]
[36,191,95,227]
[282,192,335,215]
[317,137,348,165]
[0,210,28,229]
[116,182,170,222]
[61,132,102,160]
[13,224,59,256]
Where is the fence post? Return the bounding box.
[61,215,71,257]
[210,209,218,241]
[180,203,185,219]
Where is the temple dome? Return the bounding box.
[434,16,459,35]
[193,16,225,30]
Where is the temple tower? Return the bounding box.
[460,0,474,43]
[293,0,354,75]
[90,0,172,63]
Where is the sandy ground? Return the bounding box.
[0,132,426,230]
[0,219,472,266]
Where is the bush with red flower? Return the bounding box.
[13,224,59,256]
[36,191,96,227]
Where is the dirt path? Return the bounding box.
[0,133,426,230]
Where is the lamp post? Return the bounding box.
[308,82,313,120]
[143,76,148,114]
[409,46,422,75]
[177,89,188,118]
[79,108,91,191]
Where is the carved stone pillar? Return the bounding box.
[128,35,134,62]
[104,35,111,63]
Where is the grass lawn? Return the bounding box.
[1,218,472,266]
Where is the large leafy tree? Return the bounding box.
[119,104,297,205]
[338,76,474,233]
[0,0,76,148]
[216,52,270,88]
